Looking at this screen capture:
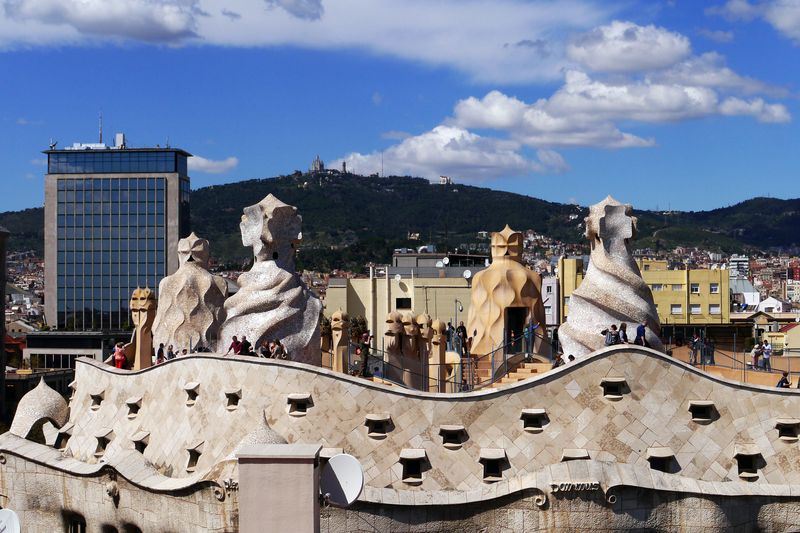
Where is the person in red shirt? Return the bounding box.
[225,336,242,355]
[113,342,127,369]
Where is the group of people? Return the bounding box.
[600,320,650,347]
[106,342,192,369]
[225,335,288,359]
[154,343,189,364]
[687,333,716,366]
[106,336,289,368]
[750,340,774,371]
[446,321,471,357]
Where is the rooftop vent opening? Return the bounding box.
[399,449,428,485]
[736,454,761,480]
[225,389,242,411]
[646,447,678,473]
[126,396,142,419]
[90,390,105,411]
[365,414,392,439]
[132,431,150,455]
[775,419,800,442]
[600,377,627,400]
[734,445,763,480]
[186,441,204,473]
[94,430,113,458]
[520,409,549,433]
[438,425,467,450]
[287,393,313,417]
[184,382,199,406]
[55,423,74,451]
[560,448,590,462]
[688,401,716,424]
[479,449,508,483]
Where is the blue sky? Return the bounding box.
[1,0,798,212]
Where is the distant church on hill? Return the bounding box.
[309,155,346,176]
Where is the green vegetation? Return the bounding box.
[1,174,798,272]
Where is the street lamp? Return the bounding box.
[454,299,464,328]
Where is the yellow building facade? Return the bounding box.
[557,257,730,327]
[324,274,473,343]
[556,257,584,324]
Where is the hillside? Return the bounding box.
[1,173,798,271]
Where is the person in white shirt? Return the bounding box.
[763,340,773,371]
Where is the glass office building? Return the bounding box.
[44,143,191,331]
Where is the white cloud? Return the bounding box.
[29,158,47,165]
[371,91,383,106]
[706,0,760,21]
[697,28,735,43]
[567,20,691,72]
[3,0,200,43]
[708,0,800,44]
[264,0,323,20]
[332,125,566,183]
[0,0,613,83]
[763,0,800,43]
[719,96,791,122]
[188,155,239,173]
[650,52,785,96]
[450,47,790,149]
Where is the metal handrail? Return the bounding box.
[318,331,545,392]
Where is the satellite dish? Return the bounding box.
[394,274,402,282]
[463,270,472,279]
[442,257,450,265]
[320,454,364,508]
[0,509,21,533]
[436,261,444,268]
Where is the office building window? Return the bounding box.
[651,284,663,292]
[710,283,719,294]
[48,150,179,174]
[690,304,701,315]
[670,304,682,315]
[56,175,168,330]
[546,285,552,293]
[690,283,700,294]
[671,284,684,291]
[710,304,721,315]
[643,264,650,271]
[395,298,412,310]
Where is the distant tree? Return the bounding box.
[348,316,369,342]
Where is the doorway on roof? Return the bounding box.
[505,307,527,354]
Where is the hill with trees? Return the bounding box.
[1,172,798,272]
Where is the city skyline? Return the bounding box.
[1,0,799,213]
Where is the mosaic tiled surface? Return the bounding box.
[4,344,800,532]
[52,345,800,497]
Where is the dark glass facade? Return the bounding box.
[48,150,184,175]
[56,177,166,330]
[46,148,190,331]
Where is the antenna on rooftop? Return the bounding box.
[98,112,103,144]
[320,454,364,508]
